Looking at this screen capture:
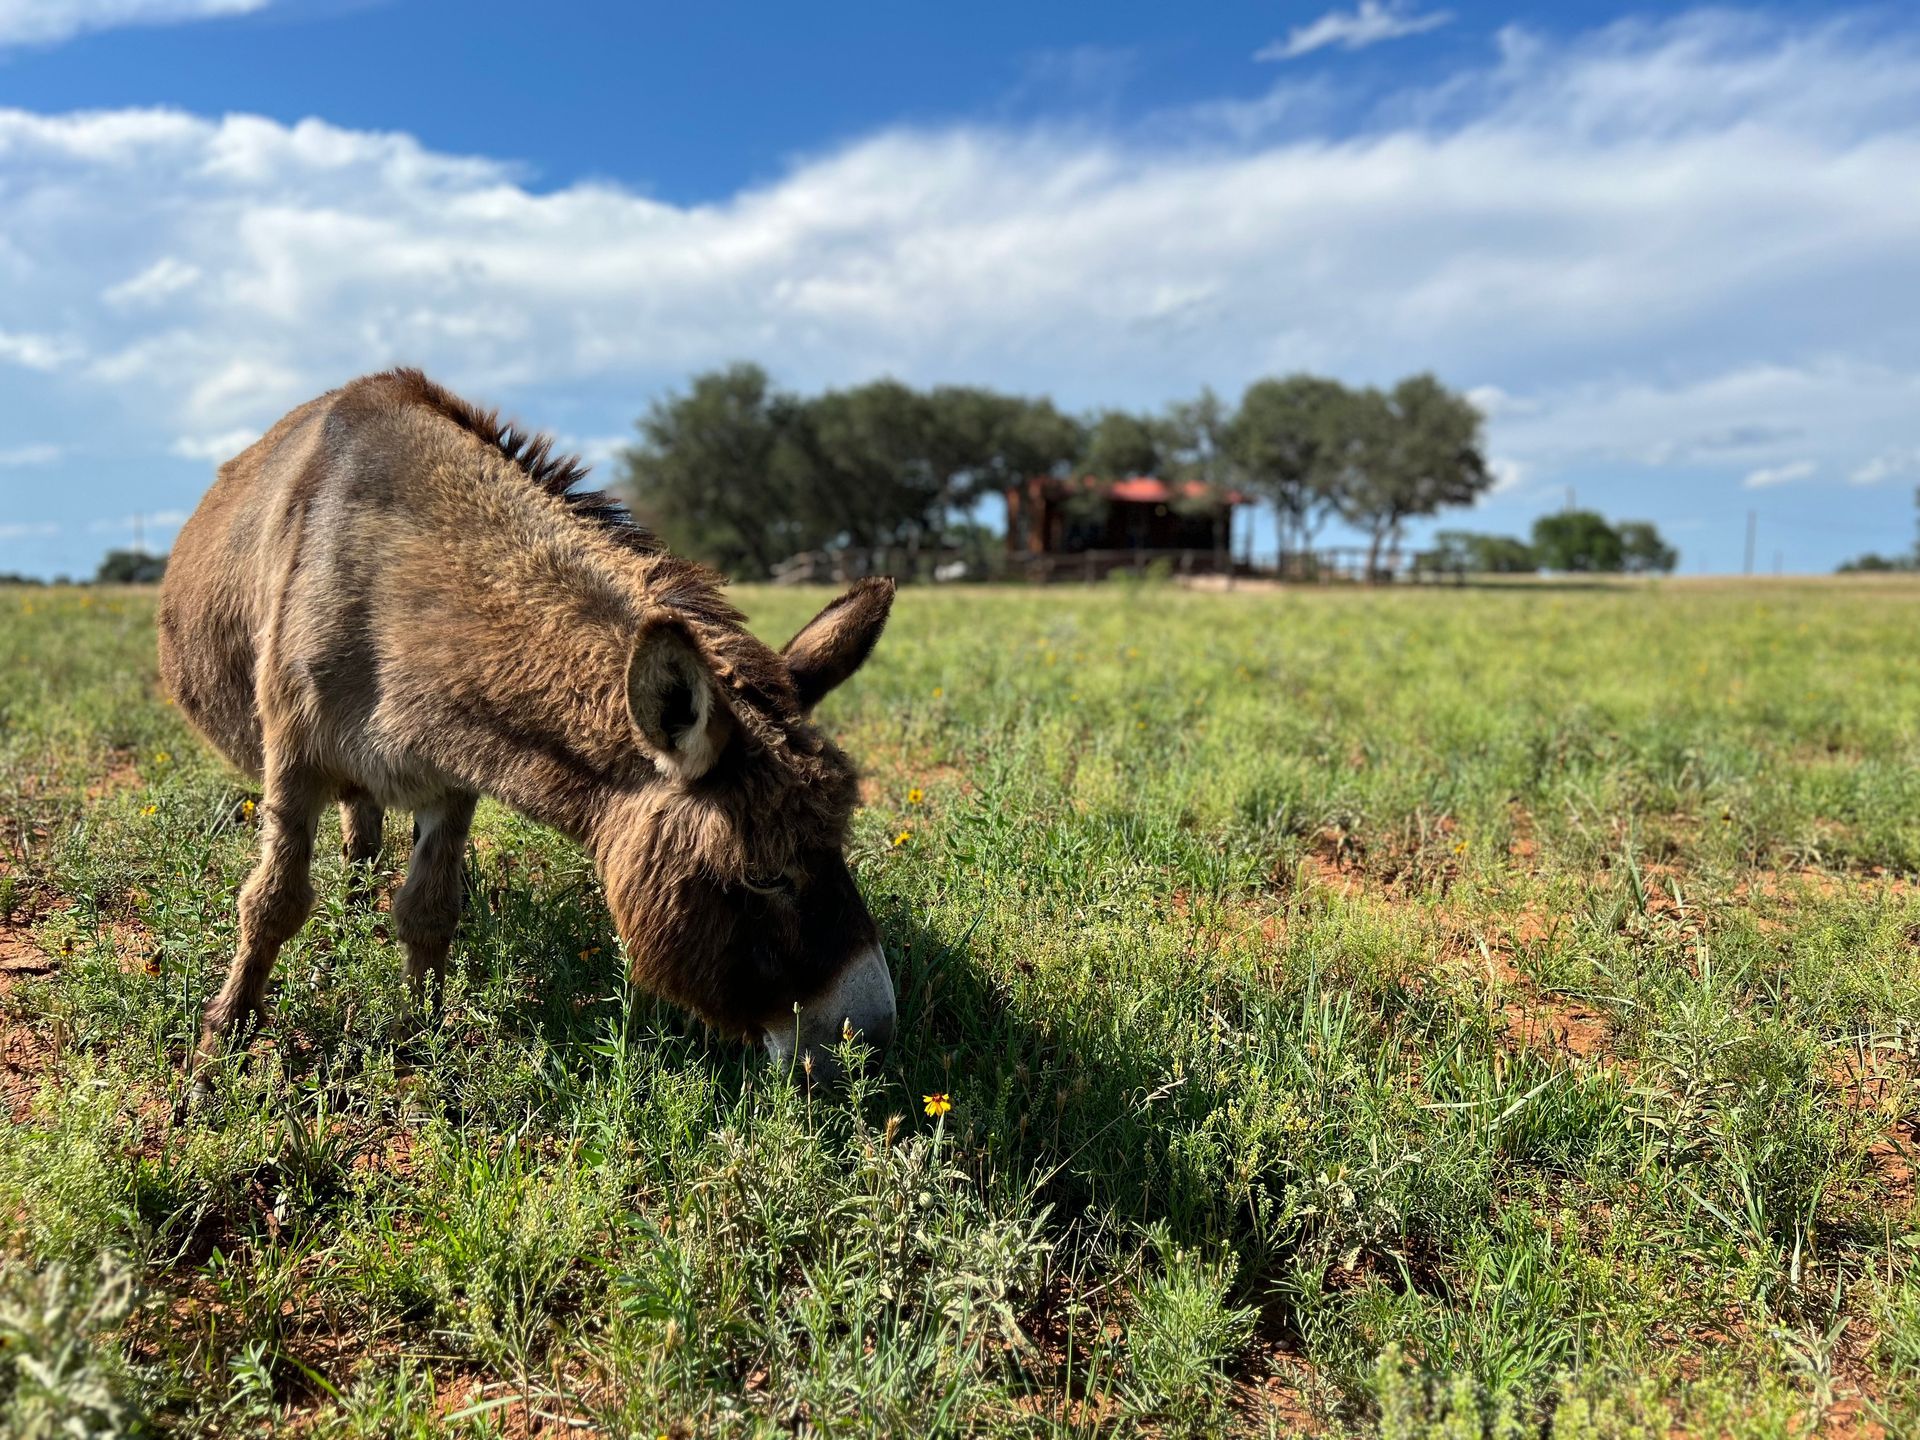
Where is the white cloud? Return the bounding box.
[0,522,59,541]
[1466,385,1541,420]
[0,443,61,467]
[0,8,1915,558]
[562,434,637,473]
[169,429,260,462]
[1488,457,1529,493]
[1480,362,1920,476]
[0,0,266,48]
[1256,2,1453,63]
[0,330,78,371]
[1851,447,1920,486]
[104,256,202,308]
[1744,459,1816,489]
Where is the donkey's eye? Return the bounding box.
[742,872,791,897]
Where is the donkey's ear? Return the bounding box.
[627,616,732,780]
[782,577,896,712]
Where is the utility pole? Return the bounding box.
[1743,509,1757,576]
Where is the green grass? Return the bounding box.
[2,578,1918,1437]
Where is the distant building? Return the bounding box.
[1003,475,1243,579]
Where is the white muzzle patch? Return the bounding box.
[763,944,896,1075]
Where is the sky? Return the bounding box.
[1,0,1917,576]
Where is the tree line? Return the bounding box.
[0,549,169,587]
[617,366,1498,578]
[1836,486,1920,573]
[616,365,1080,578]
[1429,510,1678,576]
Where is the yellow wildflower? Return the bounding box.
[141,804,157,817]
[892,830,912,847]
[923,1092,951,1118]
[932,685,944,698]
[906,787,924,806]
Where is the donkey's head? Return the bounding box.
[599,578,898,1074]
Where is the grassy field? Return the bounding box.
[3,578,1919,1437]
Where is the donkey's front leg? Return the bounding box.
[197,760,327,1063]
[391,793,477,1007]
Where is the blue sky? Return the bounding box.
[2,0,1917,575]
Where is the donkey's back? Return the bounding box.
[158,391,339,780]
[160,374,493,788]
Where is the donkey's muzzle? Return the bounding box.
[762,944,896,1078]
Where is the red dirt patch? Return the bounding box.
[1296,849,1363,899]
[0,916,57,1121]
[1817,1395,1889,1440]
[1737,867,1920,907]
[1830,1046,1918,1214]
[430,1373,591,1439]
[1456,913,1615,1062]
[855,748,971,809]
[1865,1120,1917,1213]
[1294,827,1367,897]
[85,752,144,802]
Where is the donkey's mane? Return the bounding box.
[376,367,658,555]
[366,368,822,768]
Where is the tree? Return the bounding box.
[1081,410,1163,481]
[1616,521,1678,574]
[803,379,941,553]
[804,382,1088,572]
[1428,530,1536,574]
[1837,552,1914,573]
[1531,510,1625,573]
[1160,389,1230,484]
[1334,375,1493,579]
[923,387,1082,555]
[1227,375,1350,555]
[1159,388,1237,560]
[95,549,167,584]
[619,364,824,577]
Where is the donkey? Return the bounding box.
[158,368,896,1073]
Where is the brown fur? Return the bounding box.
[159,369,895,1059]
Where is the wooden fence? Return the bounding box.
[770,545,1471,585]
[1008,547,1468,584]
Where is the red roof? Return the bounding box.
[1108,476,1174,502]
[1022,474,1245,505]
